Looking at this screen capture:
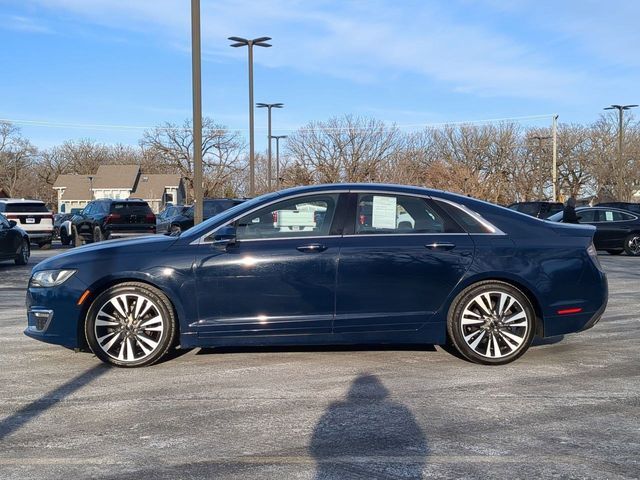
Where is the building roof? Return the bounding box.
[132,174,183,200]
[92,164,140,189]
[53,174,92,200]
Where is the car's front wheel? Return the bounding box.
[447,281,535,365]
[85,282,177,367]
[623,234,640,256]
[60,228,71,246]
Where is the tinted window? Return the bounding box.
[576,209,596,223]
[0,213,9,228]
[436,200,493,233]
[110,202,152,215]
[595,210,632,222]
[516,203,540,216]
[4,202,48,213]
[204,200,242,219]
[234,194,338,240]
[355,194,462,234]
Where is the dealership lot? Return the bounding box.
[0,247,638,479]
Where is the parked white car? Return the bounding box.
[0,199,54,249]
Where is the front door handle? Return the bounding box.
[297,243,328,253]
[425,242,455,250]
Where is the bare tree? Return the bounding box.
[0,122,36,197]
[140,118,246,199]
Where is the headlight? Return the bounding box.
[30,270,76,288]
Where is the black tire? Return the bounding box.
[85,282,177,368]
[14,240,29,265]
[606,249,623,255]
[447,280,536,365]
[623,234,640,256]
[93,226,104,243]
[72,226,83,247]
[60,228,71,246]
[38,241,52,250]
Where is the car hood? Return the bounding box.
[32,235,178,272]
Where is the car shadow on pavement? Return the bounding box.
[309,373,429,479]
[531,335,565,347]
[0,364,110,440]
[195,344,437,355]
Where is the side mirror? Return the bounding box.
[8,220,17,228]
[212,225,236,249]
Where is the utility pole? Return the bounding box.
[530,134,551,200]
[229,37,272,196]
[191,0,203,224]
[552,114,558,202]
[271,135,287,190]
[256,103,284,191]
[604,104,638,200]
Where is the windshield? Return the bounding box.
[185,192,279,238]
[5,202,49,213]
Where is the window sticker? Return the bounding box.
[605,211,614,221]
[372,195,397,229]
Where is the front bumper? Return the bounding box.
[24,275,89,349]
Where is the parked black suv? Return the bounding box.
[168,198,245,234]
[596,202,640,214]
[71,199,156,246]
[507,201,564,219]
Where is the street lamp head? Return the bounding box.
[254,42,272,48]
[229,36,272,48]
[256,102,284,109]
[228,36,249,46]
[605,104,639,110]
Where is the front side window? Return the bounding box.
[354,194,462,234]
[232,194,339,241]
[577,210,596,223]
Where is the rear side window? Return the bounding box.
[4,202,48,213]
[110,202,152,215]
[516,203,540,216]
[204,200,239,218]
[436,201,494,233]
[355,194,462,234]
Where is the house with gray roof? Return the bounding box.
[53,165,185,213]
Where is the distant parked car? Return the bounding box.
[547,206,640,255]
[596,202,640,214]
[168,198,245,234]
[0,212,30,265]
[70,199,156,246]
[156,204,191,234]
[0,199,53,249]
[507,201,564,219]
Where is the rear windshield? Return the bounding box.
[3,202,49,213]
[110,202,152,215]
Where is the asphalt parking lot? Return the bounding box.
[0,246,638,479]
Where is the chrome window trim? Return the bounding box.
[191,188,505,245]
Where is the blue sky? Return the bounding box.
[0,0,638,149]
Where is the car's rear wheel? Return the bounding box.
[60,228,71,246]
[623,234,640,256]
[606,249,623,255]
[85,282,176,367]
[447,281,535,365]
[14,240,29,265]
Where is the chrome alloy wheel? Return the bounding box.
[94,294,165,362]
[627,236,640,255]
[460,291,530,359]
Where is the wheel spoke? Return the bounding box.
[110,296,128,318]
[475,294,493,316]
[492,333,502,358]
[95,319,120,327]
[139,315,163,329]
[500,329,525,346]
[467,330,485,350]
[504,311,526,324]
[126,338,135,362]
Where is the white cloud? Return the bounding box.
[22,0,637,101]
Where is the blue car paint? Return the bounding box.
[25,184,607,352]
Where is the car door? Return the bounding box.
[592,209,635,248]
[193,192,345,337]
[75,203,94,237]
[334,192,474,334]
[0,215,13,259]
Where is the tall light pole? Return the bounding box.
[552,114,558,202]
[256,103,283,191]
[530,134,551,200]
[229,36,272,197]
[271,135,287,190]
[191,0,203,224]
[87,175,94,200]
[604,104,638,200]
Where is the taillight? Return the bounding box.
[105,213,121,224]
[146,213,156,223]
[587,242,602,270]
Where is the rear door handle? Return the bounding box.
[297,243,328,253]
[425,242,455,250]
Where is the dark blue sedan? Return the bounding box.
[25,184,608,367]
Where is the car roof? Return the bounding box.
[0,198,46,204]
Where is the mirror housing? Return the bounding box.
[212,225,236,248]
[8,220,17,228]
